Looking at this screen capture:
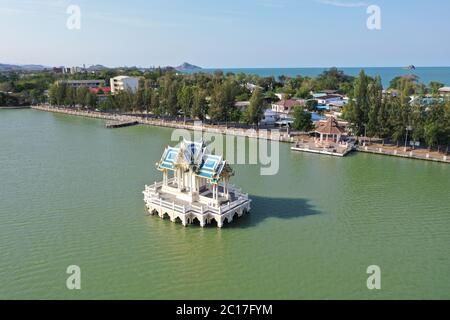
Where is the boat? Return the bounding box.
[404,65,416,70]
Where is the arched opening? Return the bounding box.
[208,218,219,228]
[191,217,201,226]
[162,212,170,220]
[174,217,182,224]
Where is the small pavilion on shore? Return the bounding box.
[314,117,346,143]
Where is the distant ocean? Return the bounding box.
[185,67,450,88]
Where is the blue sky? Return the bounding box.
[1,0,449,67]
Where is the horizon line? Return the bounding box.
[2,61,450,70]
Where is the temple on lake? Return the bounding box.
[143,140,252,228]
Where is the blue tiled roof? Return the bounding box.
[158,147,178,171]
[157,140,228,181]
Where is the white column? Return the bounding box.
[226,179,229,198]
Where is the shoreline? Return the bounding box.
[31,105,449,164]
[31,105,293,142]
[0,106,31,110]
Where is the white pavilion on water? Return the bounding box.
[143,140,252,228]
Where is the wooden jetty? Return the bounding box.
[105,120,139,129]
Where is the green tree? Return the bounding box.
[377,98,391,144]
[243,88,265,125]
[151,91,161,115]
[85,92,97,109]
[209,84,227,122]
[166,81,179,117]
[292,107,314,132]
[343,71,371,136]
[76,87,89,107]
[429,81,444,96]
[178,85,194,123]
[305,99,318,112]
[367,76,383,137]
[64,86,76,107]
[134,87,145,112]
[353,70,370,135]
[424,122,439,150]
[191,88,208,120]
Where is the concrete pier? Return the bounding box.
[291,141,354,157]
[105,120,139,128]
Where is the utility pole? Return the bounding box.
[404,126,412,152]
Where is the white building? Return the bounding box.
[63,66,84,74]
[438,87,450,96]
[143,140,251,228]
[260,109,279,125]
[245,83,264,93]
[110,76,140,94]
[272,99,305,115]
[60,80,105,88]
[316,94,343,105]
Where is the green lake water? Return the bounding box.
[0,109,449,299]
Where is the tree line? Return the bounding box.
[48,72,268,125]
[5,67,448,150]
[343,71,449,150]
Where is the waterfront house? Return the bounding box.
[260,109,280,125]
[438,87,450,96]
[315,94,343,106]
[143,140,251,228]
[312,90,339,98]
[272,99,305,115]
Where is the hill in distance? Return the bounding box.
[175,62,202,71]
[0,63,49,72]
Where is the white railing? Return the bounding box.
[144,193,186,214]
[144,190,250,216]
[144,180,250,216]
[145,178,177,192]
